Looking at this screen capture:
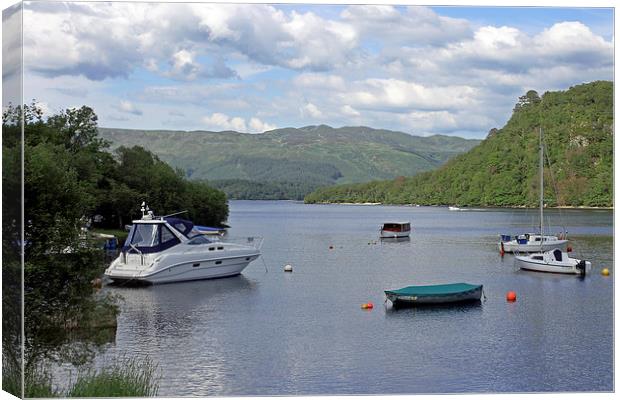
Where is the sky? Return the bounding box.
[2,1,615,139]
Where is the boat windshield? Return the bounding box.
[124,223,180,253]
[128,224,159,247]
[383,223,410,232]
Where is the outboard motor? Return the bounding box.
[576,260,587,276]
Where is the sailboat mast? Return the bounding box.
[539,127,544,249]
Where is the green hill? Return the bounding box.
[305,81,613,207]
[98,125,479,199]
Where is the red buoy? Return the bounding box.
[567,246,572,252]
[506,291,517,302]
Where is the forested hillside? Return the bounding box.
[99,125,479,199]
[305,81,613,207]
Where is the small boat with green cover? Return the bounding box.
[384,283,483,306]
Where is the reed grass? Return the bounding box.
[24,362,57,398]
[66,357,159,397]
[2,354,23,398]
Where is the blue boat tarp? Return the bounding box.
[385,283,482,297]
[195,225,221,232]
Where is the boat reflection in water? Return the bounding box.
[380,236,411,244]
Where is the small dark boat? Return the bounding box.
[384,283,483,306]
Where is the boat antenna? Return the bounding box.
[162,210,189,218]
[141,202,149,218]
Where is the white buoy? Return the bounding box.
[284,264,293,272]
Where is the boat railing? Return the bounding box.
[126,243,145,265]
[211,236,264,250]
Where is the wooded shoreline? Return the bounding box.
[305,201,613,210]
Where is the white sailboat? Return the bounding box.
[512,128,591,275]
[499,127,568,253]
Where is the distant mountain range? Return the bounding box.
[98,125,480,199]
[305,81,613,207]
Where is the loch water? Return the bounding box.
[68,201,614,395]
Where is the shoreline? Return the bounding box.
[303,201,613,210]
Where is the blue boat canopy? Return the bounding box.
[194,225,221,232]
[122,222,181,254]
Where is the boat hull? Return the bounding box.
[105,253,260,284]
[380,230,410,239]
[515,255,591,275]
[500,239,568,253]
[385,283,483,307]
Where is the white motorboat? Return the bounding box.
[104,205,261,284]
[499,127,568,253]
[380,222,411,238]
[515,248,591,275]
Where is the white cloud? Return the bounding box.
[345,79,479,111]
[341,105,360,117]
[168,50,199,78]
[398,110,494,134]
[21,2,363,81]
[202,113,275,133]
[301,102,323,119]
[2,4,22,106]
[341,5,472,47]
[249,117,276,132]
[293,73,346,90]
[117,100,143,116]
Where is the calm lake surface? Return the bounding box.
[74,201,614,395]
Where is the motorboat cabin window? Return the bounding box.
[187,235,213,245]
[382,223,410,232]
[161,226,177,243]
[124,223,181,253]
[164,217,195,238]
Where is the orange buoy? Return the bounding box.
[361,302,374,310]
[506,291,517,302]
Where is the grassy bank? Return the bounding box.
[20,357,159,397]
[67,358,159,397]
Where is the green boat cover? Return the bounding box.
[384,283,482,297]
